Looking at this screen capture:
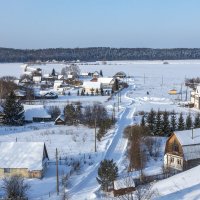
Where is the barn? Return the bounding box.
[0,142,49,178]
[164,129,200,171]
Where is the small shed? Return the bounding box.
[0,142,49,178]
[113,177,135,197]
[55,115,65,125]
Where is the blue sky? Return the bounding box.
[0,0,200,49]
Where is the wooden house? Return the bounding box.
[164,129,200,171]
[113,177,135,197]
[55,115,65,125]
[0,142,49,178]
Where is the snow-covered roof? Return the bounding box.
[55,114,65,122]
[33,76,42,82]
[114,177,135,190]
[14,89,26,97]
[0,142,48,171]
[82,81,101,89]
[175,129,200,146]
[58,75,64,79]
[97,77,114,84]
[24,105,51,121]
[174,129,200,161]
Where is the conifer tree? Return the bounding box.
[146,109,156,134]
[3,91,24,126]
[162,111,170,136]
[170,110,177,132]
[140,115,146,127]
[178,112,185,130]
[51,68,56,76]
[77,90,79,96]
[185,113,193,130]
[155,110,162,135]
[96,159,118,192]
[64,104,76,125]
[100,69,103,77]
[194,113,200,128]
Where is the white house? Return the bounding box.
[191,86,200,109]
[33,76,42,83]
[97,77,115,91]
[82,81,102,94]
[0,142,49,178]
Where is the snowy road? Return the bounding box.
[69,84,136,199]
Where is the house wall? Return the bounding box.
[164,153,183,171]
[0,168,43,178]
[191,92,200,109]
[0,168,29,178]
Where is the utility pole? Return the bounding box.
[56,148,59,195]
[185,86,188,101]
[113,103,115,121]
[118,91,120,112]
[180,83,183,101]
[94,118,97,152]
[119,90,121,103]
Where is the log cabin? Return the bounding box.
[164,129,200,171]
[0,142,49,178]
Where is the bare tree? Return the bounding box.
[2,175,30,199]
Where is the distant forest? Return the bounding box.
[1,47,200,62]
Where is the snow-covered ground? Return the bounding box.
[1,60,200,199]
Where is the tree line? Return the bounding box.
[141,109,200,136]
[2,47,200,62]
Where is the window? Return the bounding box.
[170,157,174,163]
[173,141,179,152]
[177,159,182,165]
[4,168,10,173]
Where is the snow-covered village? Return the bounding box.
[1,60,200,200]
[1,1,200,200]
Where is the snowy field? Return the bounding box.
[1,61,200,199]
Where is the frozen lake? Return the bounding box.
[0,60,200,84]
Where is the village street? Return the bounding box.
[69,82,137,199]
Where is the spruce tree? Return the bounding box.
[96,159,118,192]
[162,111,170,136]
[178,112,185,131]
[3,91,24,126]
[194,113,200,128]
[140,115,146,127]
[100,69,103,77]
[51,68,56,76]
[185,113,193,130]
[146,109,156,134]
[155,110,162,135]
[64,104,76,125]
[170,110,177,132]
